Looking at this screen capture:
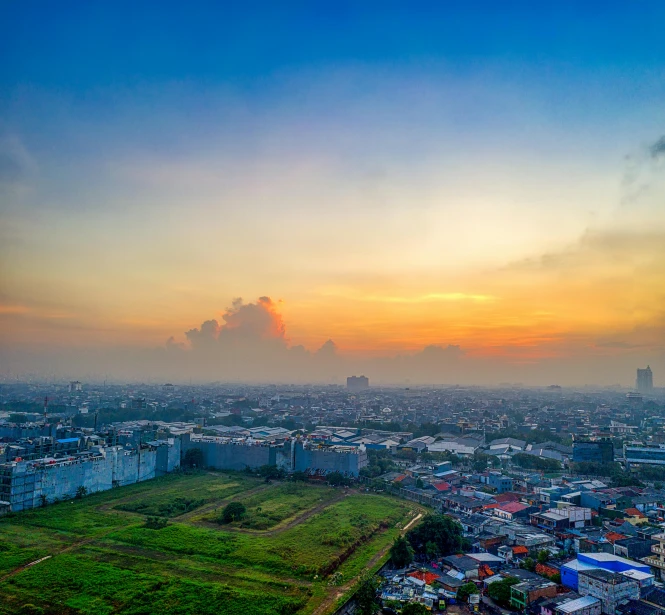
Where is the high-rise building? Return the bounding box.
[346,375,369,391]
[69,381,82,393]
[572,440,614,464]
[636,366,653,394]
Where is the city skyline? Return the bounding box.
[2,3,665,385]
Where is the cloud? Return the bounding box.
[649,136,665,159]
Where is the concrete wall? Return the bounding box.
[0,441,181,512]
[293,442,367,476]
[182,435,275,471]
[156,438,181,476]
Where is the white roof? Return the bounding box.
[467,553,503,563]
[620,569,654,581]
[556,596,601,613]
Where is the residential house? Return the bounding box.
[511,579,558,610]
[554,596,602,615]
[494,501,534,521]
[578,569,640,615]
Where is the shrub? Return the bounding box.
[144,516,168,530]
[221,501,247,523]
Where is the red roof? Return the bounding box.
[536,564,559,577]
[497,502,529,514]
[393,474,408,482]
[433,482,451,492]
[604,532,627,544]
[478,564,495,579]
[624,508,646,518]
[494,493,521,503]
[409,571,439,585]
[512,546,529,555]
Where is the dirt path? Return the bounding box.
[311,511,424,615]
[176,483,273,523]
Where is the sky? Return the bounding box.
[1,2,664,385]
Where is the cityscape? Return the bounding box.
[2,2,665,615]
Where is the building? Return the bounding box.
[181,434,368,476]
[643,532,665,580]
[493,501,533,521]
[346,375,369,391]
[0,440,180,513]
[637,367,654,394]
[510,579,558,610]
[624,444,665,467]
[531,506,592,533]
[578,569,639,615]
[561,554,651,591]
[555,596,602,615]
[68,381,82,393]
[573,440,614,464]
[487,473,514,494]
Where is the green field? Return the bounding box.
[0,472,421,615]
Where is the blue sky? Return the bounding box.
[1,2,665,384]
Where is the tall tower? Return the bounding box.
[637,366,654,394]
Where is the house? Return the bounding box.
[494,501,535,521]
[511,579,558,610]
[499,544,529,563]
[488,474,514,494]
[540,593,582,615]
[554,596,602,615]
[613,537,656,560]
[623,508,649,526]
[578,569,640,614]
[441,554,480,579]
[459,513,493,536]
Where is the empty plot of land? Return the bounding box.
[0,471,421,615]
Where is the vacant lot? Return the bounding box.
[0,472,421,615]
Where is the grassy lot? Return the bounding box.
[0,472,421,615]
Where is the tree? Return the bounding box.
[402,604,428,615]
[389,536,414,568]
[487,577,519,608]
[521,557,536,572]
[75,485,88,499]
[221,501,246,523]
[183,447,204,469]
[457,582,479,602]
[416,477,424,489]
[327,471,349,486]
[537,550,550,564]
[355,571,380,615]
[425,541,439,559]
[406,514,469,556]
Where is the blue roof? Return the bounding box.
[57,437,79,443]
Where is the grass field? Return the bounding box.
[0,471,422,615]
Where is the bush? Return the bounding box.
[487,577,519,607]
[402,604,428,615]
[457,582,479,602]
[221,501,247,523]
[144,516,168,530]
